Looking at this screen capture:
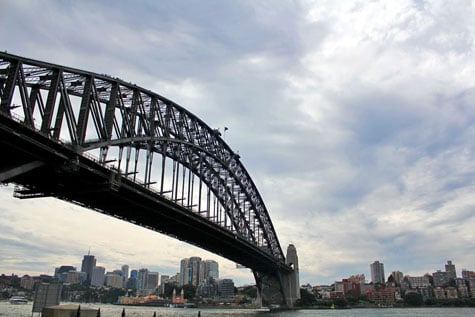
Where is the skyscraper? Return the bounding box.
[159,275,169,295]
[445,260,457,280]
[189,257,201,286]
[200,260,219,282]
[179,258,189,286]
[91,266,105,288]
[146,272,159,290]
[81,253,96,285]
[121,265,129,288]
[137,268,149,291]
[370,261,385,284]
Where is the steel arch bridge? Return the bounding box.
[0,52,299,307]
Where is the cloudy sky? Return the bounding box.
[1,0,475,286]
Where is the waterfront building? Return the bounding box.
[334,281,343,293]
[434,287,446,299]
[458,284,469,298]
[91,266,106,288]
[316,285,332,299]
[370,261,385,284]
[419,287,433,301]
[335,277,364,297]
[218,279,235,301]
[360,283,375,295]
[446,287,458,299]
[329,291,344,299]
[81,253,96,285]
[366,289,395,303]
[20,275,35,290]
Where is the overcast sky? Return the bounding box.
[1,0,475,286]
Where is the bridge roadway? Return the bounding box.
[0,113,290,275]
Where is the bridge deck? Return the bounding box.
[0,114,289,274]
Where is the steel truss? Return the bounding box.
[0,52,284,261]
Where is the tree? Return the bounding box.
[100,288,126,303]
[296,288,317,307]
[182,284,197,300]
[238,286,257,299]
[404,292,423,306]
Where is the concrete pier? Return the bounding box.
[254,244,301,308]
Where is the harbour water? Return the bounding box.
[1,302,475,317]
[0,302,475,317]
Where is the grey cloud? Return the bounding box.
[1,0,475,285]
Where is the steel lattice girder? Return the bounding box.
[0,52,284,261]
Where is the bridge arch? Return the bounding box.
[0,52,299,307]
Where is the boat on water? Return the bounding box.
[9,296,28,304]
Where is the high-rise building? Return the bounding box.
[462,269,475,284]
[146,272,159,290]
[389,271,403,287]
[432,270,448,287]
[130,269,138,279]
[406,276,431,288]
[91,266,106,288]
[105,272,123,288]
[81,253,96,285]
[179,257,202,286]
[189,257,201,286]
[137,268,149,291]
[200,260,219,283]
[370,261,385,284]
[135,269,159,295]
[179,258,189,286]
[126,269,138,289]
[159,275,170,295]
[121,265,129,288]
[445,260,457,280]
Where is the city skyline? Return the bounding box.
[4,253,474,290]
[1,1,475,286]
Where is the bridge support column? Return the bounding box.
[254,244,300,308]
